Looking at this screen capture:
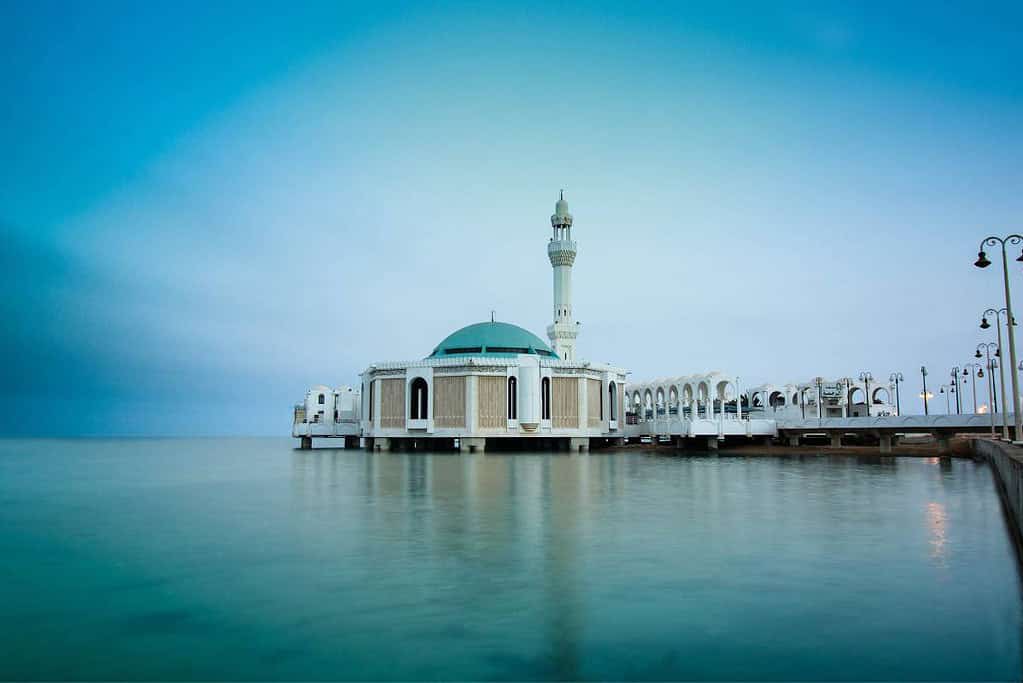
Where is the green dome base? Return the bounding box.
[429,322,559,360]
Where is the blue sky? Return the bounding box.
[2,1,1021,435]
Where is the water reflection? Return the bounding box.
[927,501,949,567]
[281,449,1022,681]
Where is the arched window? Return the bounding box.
[318,393,325,405]
[541,377,551,420]
[609,382,617,420]
[410,377,428,420]
[508,376,517,419]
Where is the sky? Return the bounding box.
[2,1,1022,436]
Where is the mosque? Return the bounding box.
[292,194,898,451]
[293,193,628,452]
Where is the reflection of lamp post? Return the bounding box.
[963,363,981,414]
[858,371,873,416]
[889,372,904,415]
[920,366,929,415]
[976,236,1023,442]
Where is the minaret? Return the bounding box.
[547,190,578,360]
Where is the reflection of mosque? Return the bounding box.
[290,448,628,677]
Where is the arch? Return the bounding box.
[318,393,325,405]
[769,390,785,407]
[848,387,866,405]
[752,391,765,408]
[655,388,665,415]
[697,381,710,418]
[716,380,737,415]
[871,386,891,404]
[541,377,551,420]
[644,389,654,420]
[410,377,428,420]
[508,376,517,419]
[609,382,617,421]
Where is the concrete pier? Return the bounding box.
[879,433,892,454]
[830,433,842,448]
[300,436,312,450]
[459,437,486,454]
[569,437,589,452]
[706,437,718,451]
[971,438,1023,547]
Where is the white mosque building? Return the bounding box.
[293,193,899,451]
[293,193,628,452]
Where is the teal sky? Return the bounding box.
[3,1,1021,435]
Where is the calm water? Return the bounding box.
[0,439,1020,681]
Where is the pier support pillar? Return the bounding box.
[460,437,486,454]
[570,437,589,453]
[787,435,800,448]
[675,436,686,451]
[936,434,951,455]
[299,436,312,450]
[830,432,842,449]
[879,434,892,455]
[706,436,719,451]
[374,438,390,452]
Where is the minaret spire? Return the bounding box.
[546,191,578,360]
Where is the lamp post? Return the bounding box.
[889,372,904,415]
[920,366,929,415]
[962,363,981,414]
[981,310,1011,439]
[975,236,1023,442]
[815,377,823,423]
[976,345,997,437]
[858,371,873,417]
[840,377,852,418]
[939,385,951,414]
[949,366,962,415]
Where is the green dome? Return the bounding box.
[429,322,559,359]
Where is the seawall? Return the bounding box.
[972,438,1023,548]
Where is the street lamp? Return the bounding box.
[839,377,853,418]
[977,341,1001,438]
[975,235,1023,442]
[981,308,1011,439]
[963,363,981,414]
[939,384,952,414]
[949,366,962,415]
[858,371,873,416]
[814,376,824,422]
[920,366,929,415]
[889,372,904,415]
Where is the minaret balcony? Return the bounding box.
[548,240,577,266]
